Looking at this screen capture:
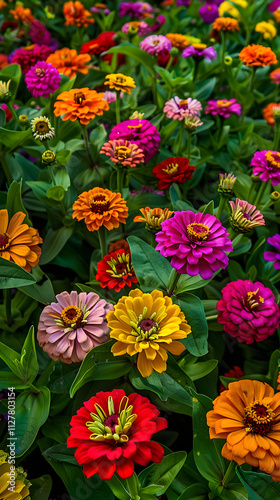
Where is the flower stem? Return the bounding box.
[98,225,108,258]
[273,122,280,150]
[115,91,121,124]
[81,124,95,169]
[7,102,21,129]
[175,121,185,156]
[206,314,218,321]
[223,460,236,487]
[150,232,156,248]
[186,130,192,159]
[125,473,139,500]
[249,67,257,93]
[1,155,13,185]
[254,181,267,207]
[4,289,12,327]
[271,271,280,283]
[165,55,174,72]
[216,195,226,220]
[167,269,181,296]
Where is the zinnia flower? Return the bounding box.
[37,291,113,363]
[212,16,240,31]
[220,366,245,392]
[11,44,53,74]
[29,20,58,50]
[199,4,219,23]
[229,198,265,232]
[9,5,33,24]
[163,96,202,121]
[119,1,153,18]
[255,20,277,39]
[217,280,280,343]
[0,451,31,498]
[219,0,248,18]
[155,211,233,279]
[166,33,189,50]
[72,187,129,231]
[80,31,117,55]
[63,0,94,26]
[100,139,144,168]
[264,234,280,269]
[268,0,280,11]
[96,248,138,292]
[239,44,278,67]
[54,88,109,125]
[109,239,129,253]
[104,73,136,94]
[218,173,237,195]
[31,116,55,141]
[109,119,160,162]
[0,209,42,271]
[108,289,190,377]
[263,102,280,126]
[25,61,61,98]
[182,43,217,60]
[91,3,111,14]
[140,35,172,56]
[251,150,280,186]
[270,68,280,84]
[134,207,174,233]
[205,99,241,118]
[0,54,8,69]
[46,48,91,79]
[207,379,280,482]
[184,114,204,130]
[153,157,195,190]
[67,389,167,479]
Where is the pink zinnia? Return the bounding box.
[155,211,233,279]
[140,35,172,56]
[251,150,280,186]
[163,96,202,121]
[100,139,145,167]
[119,2,153,18]
[11,44,53,74]
[270,69,280,84]
[109,118,160,162]
[205,99,241,118]
[229,198,265,232]
[264,234,280,269]
[217,280,280,343]
[25,61,61,98]
[37,291,113,364]
[103,91,123,103]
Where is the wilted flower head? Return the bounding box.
[104,73,136,94]
[31,116,55,141]
[205,99,241,118]
[163,96,202,121]
[229,198,265,232]
[264,234,280,269]
[255,20,277,40]
[251,150,280,186]
[184,114,203,131]
[218,173,237,195]
[37,291,113,363]
[25,61,61,98]
[0,79,11,103]
[109,119,160,162]
[96,248,138,292]
[100,139,145,168]
[134,207,174,233]
[239,44,278,67]
[140,35,172,56]
[182,43,217,60]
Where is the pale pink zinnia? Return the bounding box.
[229,198,265,233]
[163,96,202,121]
[103,91,124,103]
[100,139,145,167]
[37,291,113,364]
[140,35,172,56]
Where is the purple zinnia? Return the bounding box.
[264,234,280,269]
[268,0,280,11]
[109,118,161,162]
[11,44,53,74]
[164,96,202,120]
[29,20,59,51]
[25,61,61,98]
[155,211,233,279]
[251,150,280,186]
[119,2,153,18]
[199,4,219,22]
[182,44,217,60]
[217,280,280,344]
[140,35,172,56]
[205,99,241,118]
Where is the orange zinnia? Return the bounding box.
[63,0,94,27]
[263,102,280,126]
[9,5,33,24]
[166,33,189,50]
[239,44,278,67]
[54,88,109,125]
[212,17,239,32]
[72,187,129,231]
[0,209,42,271]
[0,0,7,9]
[46,48,90,80]
[207,379,280,482]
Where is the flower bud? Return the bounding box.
[0,79,11,103]
[251,174,260,182]
[224,56,233,66]
[42,150,56,165]
[218,173,237,196]
[19,114,29,126]
[273,106,280,123]
[170,46,179,57]
[129,110,144,120]
[270,191,280,201]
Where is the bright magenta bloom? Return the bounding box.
[205,99,241,118]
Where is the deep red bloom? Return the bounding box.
[96,248,138,292]
[67,389,167,480]
[157,53,178,68]
[152,157,195,190]
[1,21,18,32]
[220,366,245,392]
[80,31,117,55]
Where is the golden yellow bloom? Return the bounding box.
[273,10,280,23]
[108,289,191,378]
[212,17,240,32]
[0,451,31,499]
[255,20,277,40]
[133,207,174,234]
[104,73,136,94]
[166,33,189,50]
[219,0,248,19]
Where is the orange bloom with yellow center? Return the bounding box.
[239,44,278,67]
[212,17,239,32]
[263,102,280,127]
[107,289,191,378]
[72,187,128,231]
[9,5,33,24]
[207,380,280,482]
[104,73,136,94]
[134,207,174,234]
[54,88,109,125]
[46,48,91,80]
[63,0,94,27]
[0,209,42,271]
[166,33,189,50]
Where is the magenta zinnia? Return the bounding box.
[25,61,61,98]
[264,234,280,269]
[155,211,233,279]
[37,291,113,363]
[109,119,160,162]
[251,150,280,186]
[100,139,144,168]
[205,99,241,118]
[11,44,53,74]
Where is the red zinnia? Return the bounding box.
[80,31,117,55]
[220,366,245,392]
[152,157,195,190]
[67,389,167,480]
[96,248,138,292]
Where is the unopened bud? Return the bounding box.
[218,173,237,196]
[19,114,29,126]
[251,174,260,182]
[129,110,144,119]
[42,150,56,165]
[170,46,179,57]
[270,191,280,201]
[0,79,11,103]
[224,56,233,66]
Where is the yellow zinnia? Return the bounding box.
[255,20,277,40]
[104,73,136,94]
[219,0,248,19]
[107,289,191,378]
[0,451,31,499]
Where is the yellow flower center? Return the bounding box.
[192,43,207,50]
[86,396,137,443]
[244,401,275,435]
[217,100,232,107]
[245,289,264,310]
[186,223,209,242]
[106,252,133,278]
[127,123,143,130]
[89,193,110,213]
[130,307,159,342]
[162,162,179,175]
[74,92,85,105]
[153,40,160,46]
[35,67,45,76]
[0,233,10,250]
[115,146,132,160]
[61,305,83,327]
[265,151,280,169]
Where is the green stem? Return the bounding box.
[206,314,218,321]
[98,225,108,258]
[150,232,156,248]
[247,181,255,204]
[152,75,159,110]
[254,181,267,207]
[223,460,236,487]
[249,67,257,93]
[36,359,56,387]
[168,269,181,296]
[216,195,226,220]
[271,271,280,283]
[218,31,226,88]
[4,289,12,327]
[186,130,192,160]
[81,124,95,169]
[273,123,280,150]
[7,102,21,129]
[43,140,50,151]
[228,227,239,241]
[1,155,13,185]
[174,121,185,156]
[193,59,200,82]
[165,55,174,72]
[115,91,121,124]
[125,473,139,500]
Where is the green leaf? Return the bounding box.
[29,475,52,500]
[20,266,56,304]
[107,44,156,76]
[52,164,71,189]
[175,293,208,356]
[128,235,172,293]
[102,473,130,500]
[55,150,72,166]
[43,443,78,465]
[235,466,276,500]
[0,341,22,376]
[15,326,39,385]
[176,270,220,294]
[139,451,187,494]
[0,64,21,99]
[40,227,74,265]
[201,200,214,215]
[0,371,30,390]
[15,386,51,456]
[0,257,36,289]
[129,367,167,401]
[180,358,218,382]
[0,127,31,148]
[178,483,209,499]
[46,185,66,201]
[6,180,31,224]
